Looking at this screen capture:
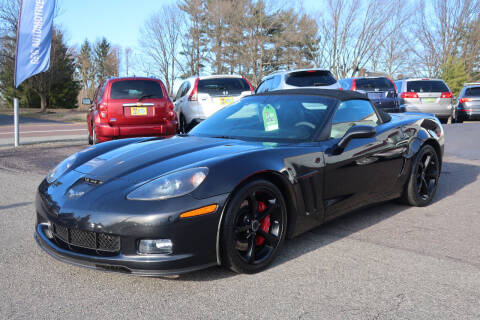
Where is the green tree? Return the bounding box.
[93,38,112,83]
[441,57,468,96]
[77,39,96,99]
[24,28,80,111]
[178,0,208,77]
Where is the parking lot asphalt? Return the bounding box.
[1,124,480,319]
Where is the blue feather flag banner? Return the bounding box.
[14,0,56,88]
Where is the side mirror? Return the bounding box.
[82,98,92,105]
[336,125,376,151]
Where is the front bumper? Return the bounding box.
[35,188,229,276]
[401,104,452,118]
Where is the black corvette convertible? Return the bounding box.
[35,89,444,275]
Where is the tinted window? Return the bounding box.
[271,75,282,90]
[181,82,191,97]
[330,100,379,139]
[256,79,270,93]
[395,81,402,92]
[176,82,186,99]
[110,80,164,99]
[465,87,480,97]
[355,78,394,91]
[406,80,449,93]
[285,71,337,87]
[197,78,250,96]
[189,95,337,142]
[338,79,352,90]
[97,82,107,103]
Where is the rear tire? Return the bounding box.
[400,144,440,207]
[180,114,188,133]
[92,125,98,145]
[439,117,448,124]
[221,179,287,274]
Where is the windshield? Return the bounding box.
[356,78,395,91]
[189,95,338,142]
[197,78,250,96]
[110,80,164,99]
[465,87,480,97]
[285,71,337,87]
[406,80,449,93]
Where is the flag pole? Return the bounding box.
[13,89,19,148]
[13,0,23,148]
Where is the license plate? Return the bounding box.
[367,92,383,100]
[423,98,435,103]
[218,97,233,105]
[131,107,147,115]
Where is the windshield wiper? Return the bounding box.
[211,135,233,139]
[138,94,155,101]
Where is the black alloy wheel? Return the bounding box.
[401,144,440,206]
[221,179,287,273]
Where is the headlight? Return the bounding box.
[127,167,208,201]
[46,153,77,183]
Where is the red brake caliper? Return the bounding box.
[256,201,271,245]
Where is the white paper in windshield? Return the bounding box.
[262,105,279,131]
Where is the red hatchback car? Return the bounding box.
[84,77,178,144]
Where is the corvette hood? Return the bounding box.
[74,136,263,184]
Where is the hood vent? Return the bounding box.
[83,177,103,185]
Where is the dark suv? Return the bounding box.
[452,83,480,123]
[84,77,178,144]
[339,77,400,112]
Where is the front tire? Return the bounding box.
[221,179,287,274]
[401,144,440,206]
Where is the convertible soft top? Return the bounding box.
[254,88,370,101]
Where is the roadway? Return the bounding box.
[0,114,87,147]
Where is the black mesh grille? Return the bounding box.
[53,223,120,253]
[54,224,68,243]
[70,229,97,249]
[98,233,120,251]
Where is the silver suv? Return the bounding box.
[395,78,453,123]
[174,75,254,132]
[256,69,340,93]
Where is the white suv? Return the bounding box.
[174,75,254,132]
[256,69,340,93]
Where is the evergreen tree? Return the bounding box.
[441,57,468,96]
[178,0,208,77]
[94,38,112,83]
[24,28,80,111]
[77,39,96,99]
